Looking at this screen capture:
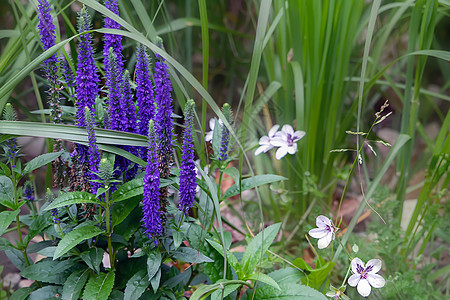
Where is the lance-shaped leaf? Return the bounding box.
[223,175,287,199]
[45,192,101,211]
[53,226,104,260]
[82,271,115,300]
[0,209,20,236]
[62,268,90,300]
[23,151,63,174]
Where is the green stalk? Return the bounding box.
[105,191,115,269]
[198,0,209,166]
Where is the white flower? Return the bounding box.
[348,257,385,297]
[255,124,280,156]
[270,125,305,160]
[205,118,223,143]
[308,215,338,249]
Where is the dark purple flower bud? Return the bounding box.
[2,104,19,168]
[142,120,163,242]
[135,44,155,138]
[75,6,100,128]
[122,70,137,134]
[219,103,233,162]
[178,100,197,213]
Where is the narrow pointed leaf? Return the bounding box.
[23,151,63,174]
[82,271,115,300]
[62,269,90,300]
[45,192,101,211]
[53,226,104,260]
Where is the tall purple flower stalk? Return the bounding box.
[135,44,155,138]
[37,0,57,69]
[106,48,126,132]
[142,120,163,242]
[154,40,174,214]
[85,107,101,194]
[76,6,100,128]
[178,100,197,213]
[2,104,18,168]
[103,0,123,76]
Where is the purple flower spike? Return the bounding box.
[85,107,101,194]
[142,120,163,242]
[154,40,174,176]
[37,0,57,67]
[219,103,233,162]
[122,70,137,133]
[178,100,197,213]
[106,48,126,132]
[103,0,123,72]
[135,44,155,138]
[76,6,100,128]
[23,182,35,202]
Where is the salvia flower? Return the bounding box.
[142,120,163,241]
[23,181,35,202]
[178,100,197,213]
[308,215,338,249]
[219,103,233,161]
[270,124,305,160]
[205,118,223,143]
[75,6,100,127]
[85,107,101,194]
[254,124,280,156]
[103,0,123,71]
[348,258,386,297]
[135,44,155,138]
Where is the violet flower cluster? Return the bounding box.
[135,44,155,139]
[106,48,126,132]
[75,6,100,128]
[103,0,123,72]
[219,103,233,162]
[178,100,197,213]
[23,182,35,202]
[142,120,163,241]
[37,0,57,69]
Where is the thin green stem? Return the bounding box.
[104,191,115,269]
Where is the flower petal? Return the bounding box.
[348,274,360,287]
[209,118,215,130]
[351,257,365,274]
[275,147,288,160]
[255,145,272,156]
[270,138,287,147]
[367,273,385,288]
[287,144,297,155]
[357,279,371,297]
[294,130,306,141]
[316,215,332,228]
[281,124,294,136]
[205,131,213,142]
[318,232,333,249]
[366,259,382,274]
[259,136,270,144]
[268,124,280,137]
[308,228,328,239]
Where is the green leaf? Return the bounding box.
[223,175,287,199]
[246,273,280,290]
[292,258,335,290]
[173,230,183,249]
[23,151,63,174]
[29,286,63,300]
[21,259,78,284]
[62,269,90,300]
[25,212,52,244]
[83,271,116,300]
[241,223,281,276]
[9,287,34,300]
[124,270,150,300]
[45,192,100,211]
[253,282,327,300]
[111,195,142,227]
[267,268,304,285]
[0,176,14,205]
[81,248,105,274]
[172,247,214,264]
[111,178,144,203]
[0,237,14,251]
[190,283,223,300]
[206,239,241,275]
[210,283,240,300]
[150,268,161,293]
[147,250,161,280]
[54,225,104,260]
[163,268,191,289]
[0,209,20,236]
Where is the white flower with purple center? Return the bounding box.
[308,215,338,249]
[255,124,280,156]
[270,125,305,160]
[205,118,223,143]
[348,257,385,297]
